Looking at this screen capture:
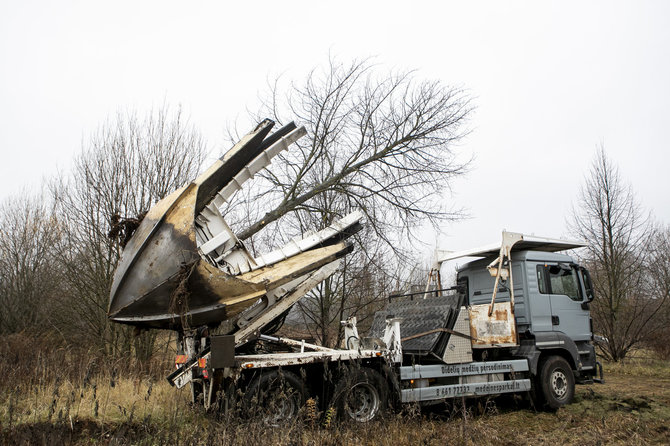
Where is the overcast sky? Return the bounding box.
[1,1,668,257]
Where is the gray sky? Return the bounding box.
[1,0,669,256]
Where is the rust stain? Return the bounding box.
[492,309,508,321]
[468,302,517,346]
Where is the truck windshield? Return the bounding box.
[537,265,582,301]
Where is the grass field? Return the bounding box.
[2,339,669,445]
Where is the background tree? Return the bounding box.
[50,106,206,358]
[0,193,61,334]
[644,225,670,359]
[570,146,661,361]
[226,59,472,345]
[292,215,394,346]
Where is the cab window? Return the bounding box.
[536,264,582,301]
[536,266,547,294]
[457,276,469,305]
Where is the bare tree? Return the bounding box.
[226,59,472,344]
[570,145,659,361]
[50,105,206,358]
[236,58,472,251]
[0,193,61,334]
[292,217,394,347]
[645,225,670,358]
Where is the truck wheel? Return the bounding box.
[334,368,388,422]
[539,356,575,410]
[243,370,306,426]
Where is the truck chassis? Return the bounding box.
[165,231,604,423]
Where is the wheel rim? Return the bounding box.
[550,369,568,399]
[345,382,380,422]
[260,386,298,426]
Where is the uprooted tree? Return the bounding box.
[226,59,473,346]
[569,146,665,361]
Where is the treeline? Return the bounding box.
[0,59,473,358]
[0,106,206,359]
[2,61,666,364]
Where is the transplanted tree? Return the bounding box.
[227,59,472,345]
[238,58,471,247]
[570,146,660,361]
[50,106,206,358]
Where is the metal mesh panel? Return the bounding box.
[369,293,462,355]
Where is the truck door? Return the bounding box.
[537,264,591,341]
[530,264,554,333]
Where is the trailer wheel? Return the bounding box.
[334,368,388,422]
[538,355,575,410]
[243,370,306,426]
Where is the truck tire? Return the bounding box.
[333,367,388,422]
[538,355,575,410]
[243,369,306,425]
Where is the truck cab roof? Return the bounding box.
[457,250,575,273]
[436,231,585,269]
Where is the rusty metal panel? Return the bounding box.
[235,349,384,369]
[468,302,517,348]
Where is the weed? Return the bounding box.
[2,335,670,445]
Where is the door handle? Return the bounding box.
[552,316,560,326]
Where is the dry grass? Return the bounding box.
[2,335,670,445]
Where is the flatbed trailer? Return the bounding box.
[166,231,603,423]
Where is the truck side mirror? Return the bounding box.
[581,267,595,302]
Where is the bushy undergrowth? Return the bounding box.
[2,334,670,445]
